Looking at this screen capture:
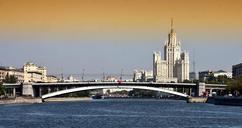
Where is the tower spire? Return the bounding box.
[170,18,175,33]
[171,18,173,30]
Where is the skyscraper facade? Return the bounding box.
[153,20,189,83]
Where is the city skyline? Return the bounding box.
[0,0,241,75]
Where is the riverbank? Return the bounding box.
[43,97,92,102]
[212,96,242,106]
[0,97,42,104]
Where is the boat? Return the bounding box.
[91,94,103,99]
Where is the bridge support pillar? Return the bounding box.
[39,87,42,97]
[22,83,34,97]
[48,87,51,93]
[13,88,16,97]
[209,89,213,96]
[197,82,206,97]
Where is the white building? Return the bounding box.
[213,70,232,78]
[23,62,47,83]
[64,75,79,82]
[133,70,144,82]
[133,70,153,82]
[153,20,189,83]
[1,62,57,83]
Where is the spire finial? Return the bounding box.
[171,18,174,29]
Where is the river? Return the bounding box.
[0,99,242,128]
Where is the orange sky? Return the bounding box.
[0,0,242,43]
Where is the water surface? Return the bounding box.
[0,99,242,128]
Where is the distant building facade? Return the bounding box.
[64,75,79,82]
[0,66,24,83]
[23,62,47,83]
[153,20,189,83]
[213,70,232,78]
[133,70,144,82]
[199,70,232,82]
[189,72,196,81]
[198,70,214,82]
[0,62,60,83]
[232,63,242,78]
[47,75,59,83]
[133,70,153,82]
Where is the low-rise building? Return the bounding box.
[198,70,214,82]
[64,75,79,82]
[133,70,144,82]
[0,66,24,83]
[105,75,118,82]
[213,70,232,78]
[199,70,232,82]
[232,63,242,78]
[133,70,154,82]
[47,75,59,83]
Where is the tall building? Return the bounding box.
[153,20,189,83]
[232,63,242,78]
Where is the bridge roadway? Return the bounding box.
[32,82,197,87]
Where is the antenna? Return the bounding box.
[102,72,105,81]
[81,69,85,81]
[120,69,123,80]
[61,67,64,82]
[193,50,196,72]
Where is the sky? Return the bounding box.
[0,0,242,78]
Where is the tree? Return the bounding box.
[226,75,242,95]
[0,82,6,96]
[3,73,18,83]
[205,74,232,85]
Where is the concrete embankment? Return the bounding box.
[213,96,242,106]
[187,97,208,103]
[43,97,92,102]
[0,97,42,104]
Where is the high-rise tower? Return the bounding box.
[164,19,181,78]
[153,19,189,83]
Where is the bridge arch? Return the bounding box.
[41,85,189,99]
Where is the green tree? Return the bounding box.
[3,73,18,83]
[205,74,232,85]
[226,75,242,95]
[0,82,6,96]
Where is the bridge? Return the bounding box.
[41,85,189,99]
[2,82,227,98]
